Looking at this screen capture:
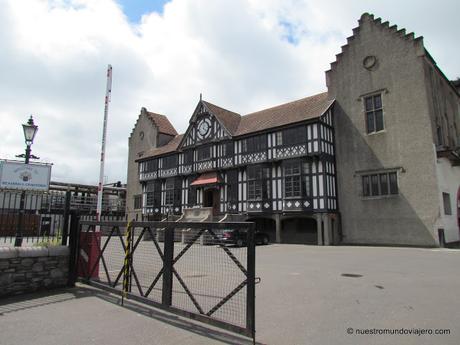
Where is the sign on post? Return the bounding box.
[0,161,51,191]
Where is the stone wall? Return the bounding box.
[326,13,438,246]
[127,110,159,221]
[0,246,69,298]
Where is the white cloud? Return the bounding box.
[0,0,458,185]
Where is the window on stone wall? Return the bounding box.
[364,94,384,134]
[454,123,458,147]
[247,165,270,200]
[134,195,142,209]
[442,193,452,215]
[436,123,443,146]
[362,171,398,197]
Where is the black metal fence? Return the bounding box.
[75,220,256,340]
[0,189,125,246]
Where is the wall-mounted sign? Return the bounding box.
[0,161,52,191]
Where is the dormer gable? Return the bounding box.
[179,99,241,149]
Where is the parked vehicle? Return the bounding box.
[220,229,269,247]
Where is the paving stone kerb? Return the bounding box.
[0,246,69,298]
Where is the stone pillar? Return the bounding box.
[275,214,282,243]
[330,214,339,245]
[316,213,323,245]
[323,214,330,245]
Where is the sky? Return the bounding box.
[1,0,459,185]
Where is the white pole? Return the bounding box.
[96,65,112,226]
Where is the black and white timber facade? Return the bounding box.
[135,94,339,244]
[129,13,460,247]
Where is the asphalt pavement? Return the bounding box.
[1,244,459,345]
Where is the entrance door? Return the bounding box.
[204,188,220,215]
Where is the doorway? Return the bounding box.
[203,188,220,215]
[281,217,317,244]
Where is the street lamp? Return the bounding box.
[14,116,39,247]
[16,116,39,163]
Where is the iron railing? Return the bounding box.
[0,189,125,247]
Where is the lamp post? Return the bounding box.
[14,116,39,247]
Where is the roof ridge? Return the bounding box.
[201,99,242,135]
[202,100,241,116]
[243,91,328,117]
[235,92,332,136]
[141,107,178,136]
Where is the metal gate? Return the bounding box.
[74,220,256,340]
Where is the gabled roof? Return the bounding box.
[202,101,241,135]
[143,108,178,136]
[236,92,333,136]
[139,92,334,160]
[326,13,424,74]
[326,13,460,97]
[139,134,184,160]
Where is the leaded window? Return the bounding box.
[282,126,307,146]
[197,145,212,161]
[436,123,444,146]
[184,150,194,164]
[142,159,158,173]
[276,131,283,145]
[362,171,398,197]
[284,160,311,198]
[188,176,197,206]
[388,172,398,194]
[302,162,311,197]
[227,170,238,202]
[284,162,301,198]
[247,165,270,200]
[133,195,142,209]
[365,94,384,134]
[222,141,233,157]
[153,180,162,208]
[241,135,267,153]
[145,182,155,206]
[165,179,175,205]
[163,155,178,169]
[442,193,452,215]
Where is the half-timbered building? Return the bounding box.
[127,13,460,247]
[134,93,338,244]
